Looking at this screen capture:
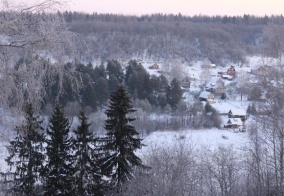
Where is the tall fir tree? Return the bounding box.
[98,85,146,189]
[125,60,150,100]
[6,103,44,196]
[44,103,75,196]
[106,60,124,84]
[93,64,107,80]
[73,110,103,195]
[80,73,97,110]
[108,75,120,93]
[93,77,109,108]
[166,78,183,110]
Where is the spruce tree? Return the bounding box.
[108,75,120,93]
[98,85,146,189]
[125,60,150,100]
[73,110,103,195]
[81,73,97,110]
[44,103,75,196]
[93,64,107,80]
[166,78,183,110]
[106,60,124,84]
[93,77,109,108]
[6,103,44,196]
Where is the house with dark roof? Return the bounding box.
[227,65,236,76]
[149,63,159,70]
[181,76,193,89]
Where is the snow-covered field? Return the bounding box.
[137,128,250,157]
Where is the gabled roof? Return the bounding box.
[205,77,224,89]
[199,91,213,99]
[227,118,243,126]
[149,63,159,69]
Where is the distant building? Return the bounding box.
[199,91,214,102]
[205,77,225,95]
[228,109,247,120]
[181,76,193,89]
[227,65,236,76]
[224,118,243,128]
[149,63,159,70]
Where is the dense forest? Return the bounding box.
[62,12,284,64]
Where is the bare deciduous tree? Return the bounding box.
[0,0,82,110]
[119,140,201,196]
[262,25,284,64]
[248,62,284,195]
[200,146,244,196]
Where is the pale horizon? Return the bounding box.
[68,0,284,16]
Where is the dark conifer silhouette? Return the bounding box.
[98,85,146,189]
[44,103,75,196]
[74,110,103,195]
[7,103,44,195]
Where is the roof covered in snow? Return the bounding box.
[205,77,224,89]
[227,118,243,126]
[199,91,213,99]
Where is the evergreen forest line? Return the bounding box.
[40,59,182,113]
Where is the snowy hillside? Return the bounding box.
[137,128,249,156]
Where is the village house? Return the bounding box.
[181,76,192,89]
[227,65,236,76]
[205,77,225,95]
[224,118,243,128]
[228,108,247,120]
[149,63,159,70]
[199,91,214,102]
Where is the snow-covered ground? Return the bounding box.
[0,144,10,172]
[137,128,250,157]
[212,100,249,114]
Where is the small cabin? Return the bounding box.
[149,63,159,70]
[227,65,236,76]
[199,91,214,102]
[205,77,225,94]
[224,118,243,128]
[228,109,247,120]
[181,76,192,89]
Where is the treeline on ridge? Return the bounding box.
[62,12,284,63]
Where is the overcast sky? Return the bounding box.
[67,0,284,16]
